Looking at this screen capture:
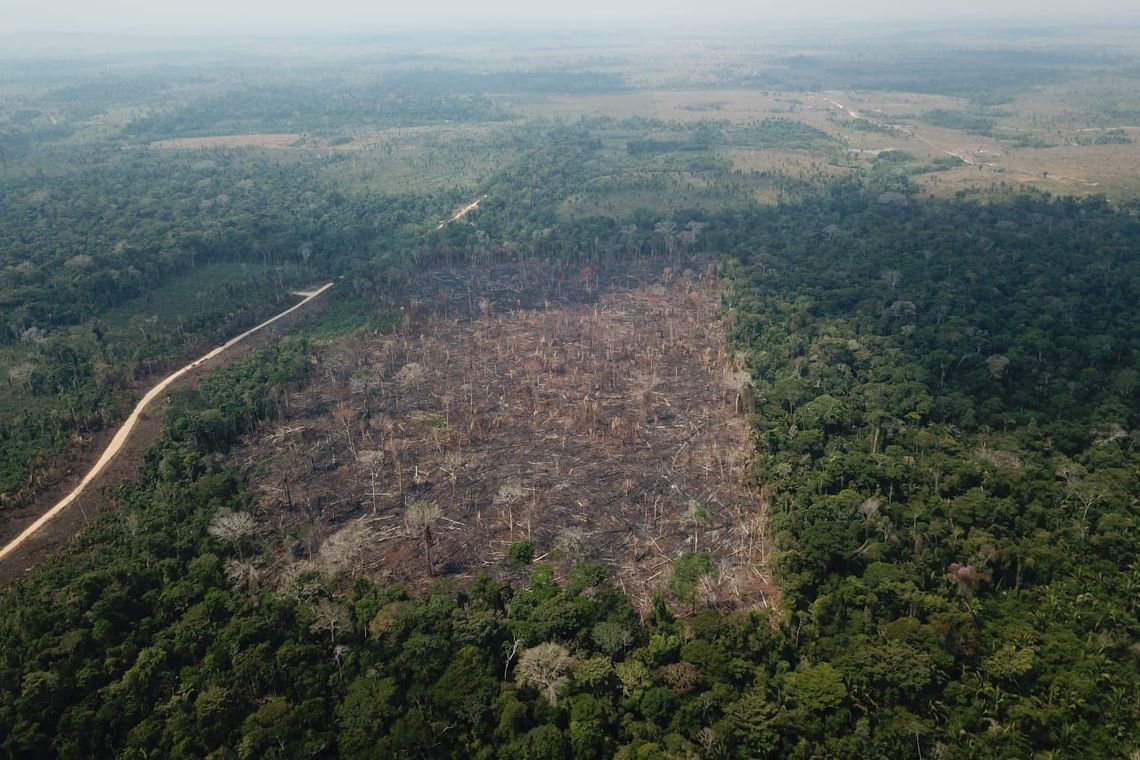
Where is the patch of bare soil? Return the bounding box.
[244,261,776,610]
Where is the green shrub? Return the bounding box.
[510,540,537,567]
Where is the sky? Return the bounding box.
[1,0,1135,35]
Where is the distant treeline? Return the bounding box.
[124,86,514,140]
[748,49,1080,104]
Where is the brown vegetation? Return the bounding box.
[244,261,775,610]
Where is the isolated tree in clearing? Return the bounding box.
[405,499,441,574]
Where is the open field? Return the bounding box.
[238,260,775,610]
[515,89,796,123]
[314,124,513,194]
[149,133,306,149]
[519,80,1140,200]
[140,123,513,195]
[811,83,1140,198]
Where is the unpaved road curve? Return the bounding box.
[0,283,333,564]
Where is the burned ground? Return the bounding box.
[240,259,776,610]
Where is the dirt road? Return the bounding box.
[436,194,488,229]
[0,283,333,564]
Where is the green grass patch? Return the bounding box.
[921,109,996,135]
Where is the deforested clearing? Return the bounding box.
[243,260,776,610]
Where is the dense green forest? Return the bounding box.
[716,187,1140,756]
[2,182,1137,758]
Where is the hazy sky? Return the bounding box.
[2,0,1135,35]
